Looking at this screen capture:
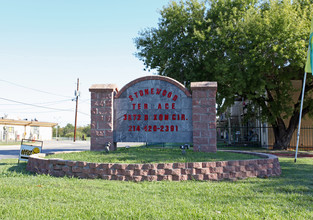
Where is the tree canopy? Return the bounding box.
[53,123,90,139]
[135,0,313,149]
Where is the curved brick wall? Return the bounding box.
[26,151,281,181]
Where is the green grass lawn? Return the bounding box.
[0,141,20,146]
[44,147,261,163]
[1,156,313,219]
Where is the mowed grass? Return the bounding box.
[1,155,313,219]
[45,147,260,163]
[0,141,20,146]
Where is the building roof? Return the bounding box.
[0,119,57,127]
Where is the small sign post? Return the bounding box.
[18,139,43,163]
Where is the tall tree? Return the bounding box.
[62,123,75,137]
[135,0,313,149]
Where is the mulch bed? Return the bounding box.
[266,152,313,158]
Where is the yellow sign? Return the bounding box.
[18,139,43,162]
[32,147,40,154]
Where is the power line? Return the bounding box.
[0,99,72,106]
[78,111,90,116]
[0,97,73,112]
[0,79,91,117]
[1,110,72,114]
[0,79,73,98]
[2,110,90,117]
[79,98,91,103]
[0,104,73,112]
[0,97,90,116]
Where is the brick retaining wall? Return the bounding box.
[26,151,281,181]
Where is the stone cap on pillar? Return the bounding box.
[190,82,217,90]
[89,84,118,92]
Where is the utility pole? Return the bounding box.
[56,126,58,140]
[74,78,79,142]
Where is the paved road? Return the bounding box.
[0,140,90,160]
[0,141,144,160]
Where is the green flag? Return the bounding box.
[305,17,313,73]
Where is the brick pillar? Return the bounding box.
[89,84,117,151]
[191,82,217,153]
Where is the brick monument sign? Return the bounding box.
[89,76,217,152]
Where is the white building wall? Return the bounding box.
[25,126,32,140]
[38,127,53,140]
[230,101,243,117]
[13,126,25,141]
[0,125,54,141]
[0,125,23,141]
[261,123,269,149]
[0,125,3,141]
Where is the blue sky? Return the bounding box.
[0,0,171,126]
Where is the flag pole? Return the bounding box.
[296,16,313,162]
[295,71,307,163]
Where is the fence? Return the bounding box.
[217,126,263,148]
[217,126,313,151]
[52,137,90,141]
[267,126,313,151]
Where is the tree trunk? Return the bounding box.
[272,113,299,150]
[272,127,294,150]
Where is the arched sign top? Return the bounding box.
[115,75,191,99]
